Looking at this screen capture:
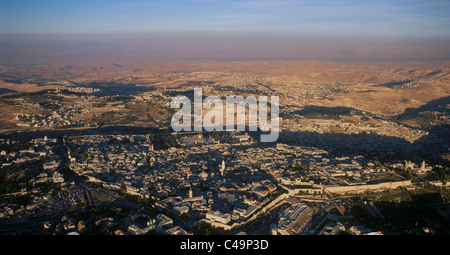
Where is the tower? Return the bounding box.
[220,160,225,176]
[189,186,193,198]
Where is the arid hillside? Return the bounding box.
[0,60,448,132]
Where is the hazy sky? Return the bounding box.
[1,1,450,65]
[1,0,449,36]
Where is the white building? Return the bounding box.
[206,211,231,224]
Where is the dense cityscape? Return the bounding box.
[1,2,450,254]
[0,78,448,236]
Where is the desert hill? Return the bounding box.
[0,60,448,129]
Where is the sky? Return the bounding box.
[1,0,449,36]
[1,0,450,64]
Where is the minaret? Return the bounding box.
[189,186,193,198]
[220,160,225,176]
